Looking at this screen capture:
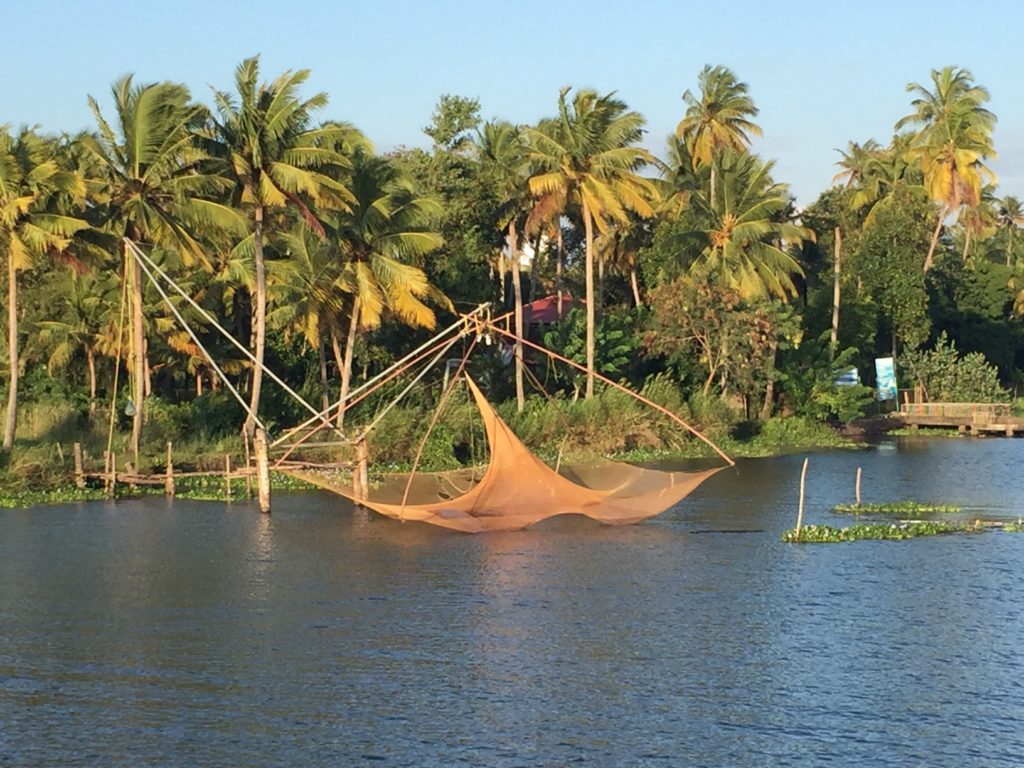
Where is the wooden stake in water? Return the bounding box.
[796,457,809,538]
[255,427,271,514]
[225,454,232,501]
[165,442,175,498]
[855,466,862,507]
[73,442,85,489]
[243,433,253,498]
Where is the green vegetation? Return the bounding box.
[3,60,1023,499]
[833,501,960,515]
[782,522,972,543]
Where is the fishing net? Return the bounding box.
[288,377,724,533]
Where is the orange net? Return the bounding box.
[288,377,725,533]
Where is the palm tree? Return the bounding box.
[202,55,354,437]
[682,152,811,300]
[36,270,120,412]
[896,66,997,272]
[477,120,530,410]
[997,195,1024,267]
[81,76,236,463]
[676,65,762,202]
[525,88,657,398]
[0,127,87,451]
[270,223,346,411]
[332,149,449,428]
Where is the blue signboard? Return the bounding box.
[875,357,897,401]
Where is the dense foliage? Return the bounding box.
[3,60,1023,486]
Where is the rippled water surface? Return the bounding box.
[2,437,1023,766]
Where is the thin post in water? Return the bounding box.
[796,457,809,538]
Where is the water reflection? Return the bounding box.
[1,438,1023,766]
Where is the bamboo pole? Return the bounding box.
[356,438,369,503]
[225,454,232,501]
[109,452,117,498]
[255,427,271,514]
[165,442,175,498]
[73,443,85,489]
[796,457,809,538]
[855,466,862,507]
[243,433,253,498]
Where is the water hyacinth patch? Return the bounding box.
[782,521,972,543]
[833,501,961,515]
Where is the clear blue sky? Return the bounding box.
[7,0,1023,205]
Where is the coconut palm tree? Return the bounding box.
[682,151,811,300]
[997,195,1024,267]
[202,55,354,437]
[270,223,346,411]
[81,76,237,463]
[0,127,87,451]
[525,88,657,398]
[676,65,762,202]
[477,120,530,410]
[896,66,997,272]
[36,270,121,412]
[331,149,449,428]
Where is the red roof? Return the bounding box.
[523,293,579,324]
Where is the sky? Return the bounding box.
[6,0,1024,206]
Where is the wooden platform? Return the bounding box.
[897,402,1024,436]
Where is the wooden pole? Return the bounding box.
[355,437,369,503]
[225,454,232,501]
[855,466,862,507]
[796,457,809,538]
[254,427,271,514]
[73,442,85,489]
[243,433,253,498]
[109,451,117,498]
[165,442,175,498]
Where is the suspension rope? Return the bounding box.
[398,335,479,520]
[124,238,334,435]
[486,321,735,467]
[133,250,265,432]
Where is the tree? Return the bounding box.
[0,127,86,451]
[332,149,449,428]
[82,76,235,463]
[896,66,997,272]
[996,195,1024,267]
[676,65,762,201]
[678,152,810,300]
[203,55,353,437]
[526,88,657,398]
[269,223,346,411]
[477,120,530,410]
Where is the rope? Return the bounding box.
[124,238,334,436]
[104,255,130,479]
[485,321,735,467]
[398,335,479,520]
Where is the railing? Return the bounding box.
[900,402,1013,419]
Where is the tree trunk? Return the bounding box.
[1007,227,1014,267]
[961,225,971,262]
[630,268,642,307]
[761,340,778,420]
[509,220,525,412]
[556,227,564,321]
[318,337,330,413]
[597,246,605,314]
[245,206,266,438]
[830,225,842,357]
[582,199,596,399]
[126,239,145,466]
[337,296,360,431]
[3,251,18,451]
[924,205,946,273]
[87,349,97,416]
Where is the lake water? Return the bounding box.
[2,436,1023,766]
